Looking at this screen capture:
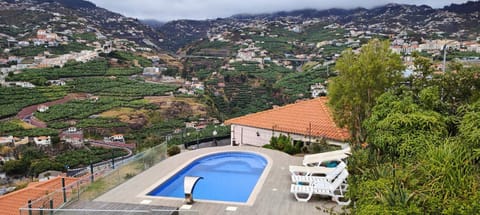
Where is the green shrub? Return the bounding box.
[283,143,300,155]
[307,138,339,153]
[268,134,300,155]
[167,145,181,156]
[124,173,136,180]
[262,144,274,149]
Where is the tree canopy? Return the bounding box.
[347,53,480,214]
[328,39,404,142]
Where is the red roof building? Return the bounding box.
[0,177,78,215]
[225,97,350,146]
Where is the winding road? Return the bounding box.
[16,93,88,128]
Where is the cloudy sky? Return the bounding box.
[89,0,469,21]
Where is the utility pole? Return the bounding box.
[309,122,312,145]
[196,131,199,149]
[111,149,115,169]
[442,44,447,73]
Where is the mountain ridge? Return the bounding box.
[145,1,479,51]
[1,0,479,53]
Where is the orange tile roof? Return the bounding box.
[0,177,78,215]
[225,97,350,141]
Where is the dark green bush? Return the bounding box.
[283,143,299,155]
[267,134,300,155]
[167,145,181,156]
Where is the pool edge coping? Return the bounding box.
[136,148,273,206]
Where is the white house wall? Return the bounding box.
[230,124,345,146]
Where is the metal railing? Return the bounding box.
[18,208,199,215]
[18,142,170,215]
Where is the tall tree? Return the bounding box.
[328,39,404,142]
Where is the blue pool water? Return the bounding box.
[147,152,268,203]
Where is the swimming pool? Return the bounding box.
[147,152,268,203]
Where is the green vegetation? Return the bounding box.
[264,134,339,155]
[55,147,128,168]
[76,118,128,129]
[263,134,301,155]
[133,119,182,137]
[69,77,177,97]
[195,41,230,50]
[0,25,26,37]
[328,39,404,142]
[0,120,58,137]
[302,24,346,43]
[335,44,480,213]
[436,50,480,61]
[3,146,128,176]
[0,10,51,37]
[255,39,294,58]
[73,32,97,42]
[167,145,181,156]
[150,124,230,149]
[7,60,143,85]
[0,120,25,135]
[0,86,67,118]
[320,44,348,57]
[107,51,151,67]
[9,128,59,137]
[249,24,346,57]
[275,66,329,101]
[42,117,128,130]
[3,147,50,176]
[34,97,149,122]
[206,62,299,118]
[9,42,94,57]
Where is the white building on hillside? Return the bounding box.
[110,134,125,142]
[37,105,49,112]
[34,136,51,145]
[225,98,350,147]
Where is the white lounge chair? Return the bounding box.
[289,165,333,176]
[303,147,351,162]
[302,151,350,167]
[290,169,351,205]
[291,162,347,183]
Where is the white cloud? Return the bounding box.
[89,0,469,21]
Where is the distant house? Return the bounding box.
[310,83,328,98]
[33,40,45,46]
[91,96,99,102]
[0,136,29,146]
[37,105,49,113]
[15,82,35,88]
[13,137,29,147]
[185,122,196,129]
[18,41,30,47]
[110,134,125,142]
[225,97,350,147]
[37,29,47,40]
[0,136,14,145]
[143,67,160,74]
[59,127,84,146]
[34,136,51,145]
[47,80,66,86]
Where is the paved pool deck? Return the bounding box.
[95,145,346,214]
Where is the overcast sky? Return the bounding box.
[89,0,469,22]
